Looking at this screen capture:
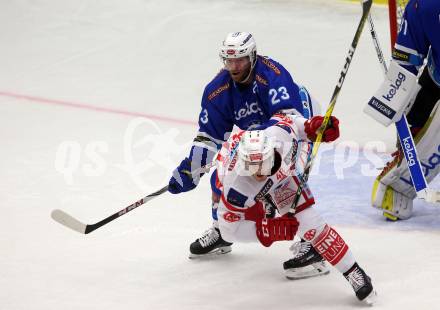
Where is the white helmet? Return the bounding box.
[237,130,275,176]
[219,32,257,65]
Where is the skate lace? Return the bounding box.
[198,228,220,248]
[289,240,311,259]
[346,267,365,292]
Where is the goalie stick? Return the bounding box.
[366,13,440,203]
[290,0,373,210]
[51,162,216,234]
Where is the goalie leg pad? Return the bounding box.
[373,101,440,219]
[372,179,413,220]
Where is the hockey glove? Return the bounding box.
[304,115,340,142]
[168,158,198,194]
[255,217,299,247]
[244,201,266,222]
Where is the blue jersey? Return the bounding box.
[192,55,314,159]
[393,0,440,86]
[184,55,315,192]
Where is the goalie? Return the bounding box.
[214,113,376,305]
[365,0,440,220]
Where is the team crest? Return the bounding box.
[303,229,316,241]
[223,212,241,223]
[273,180,296,209]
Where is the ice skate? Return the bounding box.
[189,225,232,259]
[283,239,330,280]
[343,263,377,306]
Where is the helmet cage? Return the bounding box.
[237,131,274,176]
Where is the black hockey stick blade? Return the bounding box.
[51,185,169,234]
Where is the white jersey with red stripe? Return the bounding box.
[215,114,357,274]
[216,113,314,216]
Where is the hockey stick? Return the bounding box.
[367,13,388,74]
[290,0,373,210]
[366,14,440,203]
[51,162,216,234]
[51,186,169,234]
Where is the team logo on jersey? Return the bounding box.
[303,229,316,241]
[274,180,296,209]
[208,83,230,101]
[234,101,264,120]
[223,211,241,223]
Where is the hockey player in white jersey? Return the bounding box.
[214,113,376,305]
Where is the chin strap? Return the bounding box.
[238,55,257,84]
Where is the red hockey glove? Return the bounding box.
[244,202,265,222]
[304,115,340,142]
[255,217,299,247]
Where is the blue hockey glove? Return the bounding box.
[168,158,198,194]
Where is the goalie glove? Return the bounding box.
[364,61,418,127]
[304,115,340,142]
[256,216,299,247]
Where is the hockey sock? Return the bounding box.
[311,225,355,273]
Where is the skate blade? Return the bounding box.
[188,246,232,259]
[362,289,378,306]
[285,262,330,280]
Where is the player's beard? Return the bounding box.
[230,66,253,84]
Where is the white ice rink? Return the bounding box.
[2,0,440,309]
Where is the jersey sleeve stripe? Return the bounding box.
[195,131,225,145]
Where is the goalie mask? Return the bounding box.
[237,130,275,176]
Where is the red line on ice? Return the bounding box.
[0,91,389,154]
[0,91,198,126]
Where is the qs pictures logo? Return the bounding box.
[55,118,191,192]
[118,118,191,192]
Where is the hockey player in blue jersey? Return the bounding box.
[368,0,440,220]
[167,32,336,261]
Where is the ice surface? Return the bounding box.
[1,0,440,309]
